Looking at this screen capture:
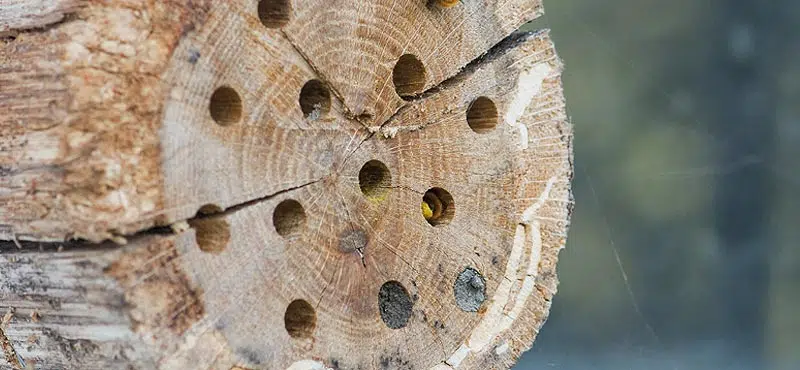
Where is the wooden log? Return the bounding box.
[1,1,572,369]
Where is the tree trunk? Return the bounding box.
[0,1,572,369]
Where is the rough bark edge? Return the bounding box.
[0,0,82,36]
[0,0,211,243]
[0,233,208,369]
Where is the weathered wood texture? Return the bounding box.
[1,1,572,369]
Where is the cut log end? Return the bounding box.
[0,1,571,369]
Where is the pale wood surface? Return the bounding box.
[0,0,80,36]
[1,1,572,369]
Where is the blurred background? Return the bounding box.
[517,0,800,369]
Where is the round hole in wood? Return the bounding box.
[378,281,413,329]
[422,187,455,226]
[467,96,499,133]
[299,79,331,120]
[209,86,242,126]
[273,199,306,238]
[189,204,230,254]
[454,267,486,312]
[392,54,427,97]
[258,0,292,28]
[359,160,392,201]
[284,299,316,339]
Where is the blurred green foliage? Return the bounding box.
[516,1,800,369]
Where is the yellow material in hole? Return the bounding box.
[422,201,434,220]
[422,192,444,223]
[436,0,461,7]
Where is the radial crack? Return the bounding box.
[374,30,551,135]
[279,29,362,124]
[192,178,323,221]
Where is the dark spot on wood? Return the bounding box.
[188,49,201,64]
[214,318,227,330]
[338,228,367,254]
[379,352,413,370]
[237,347,263,365]
[329,358,340,369]
[378,281,413,329]
[492,255,499,265]
[47,298,61,310]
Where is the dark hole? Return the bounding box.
[209,86,242,126]
[422,188,455,226]
[379,281,413,329]
[454,267,486,312]
[359,160,392,201]
[284,299,316,339]
[189,204,230,254]
[258,0,292,28]
[273,199,306,238]
[467,96,499,133]
[392,54,427,97]
[299,79,331,120]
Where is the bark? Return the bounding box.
[1,1,572,369]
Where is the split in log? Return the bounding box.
[0,1,572,369]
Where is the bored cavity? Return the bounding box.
[300,79,331,120]
[189,204,230,254]
[273,199,306,238]
[393,54,427,97]
[379,281,413,329]
[454,267,486,312]
[284,299,316,339]
[209,86,242,126]
[258,0,292,28]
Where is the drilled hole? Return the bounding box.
[433,0,461,7]
[299,79,331,120]
[359,160,392,201]
[422,188,455,226]
[273,199,306,238]
[258,0,292,28]
[454,267,486,312]
[284,299,316,339]
[189,204,230,254]
[392,54,427,97]
[379,281,413,329]
[209,86,242,126]
[467,96,499,133]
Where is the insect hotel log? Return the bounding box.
[0,0,572,369]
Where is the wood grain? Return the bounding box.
[1,1,572,369]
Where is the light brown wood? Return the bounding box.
[1,1,571,369]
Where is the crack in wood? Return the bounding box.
[192,178,323,221]
[374,30,551,136]
[279,29,358,123]
[0,179,323,252]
